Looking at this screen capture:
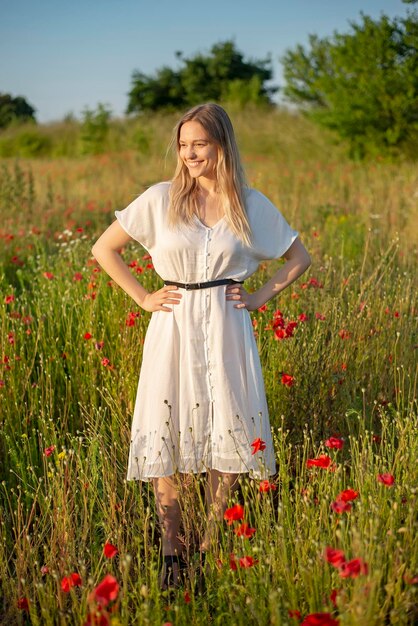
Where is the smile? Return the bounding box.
[187,161,204,167]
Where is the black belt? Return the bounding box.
[164,278,243,290]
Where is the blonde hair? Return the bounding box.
[168,103,252,245]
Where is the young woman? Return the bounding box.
[92,103,311,589]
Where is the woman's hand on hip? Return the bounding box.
[141,285,182,312]
[225,284,258,311]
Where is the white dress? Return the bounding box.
[115,182,298,482]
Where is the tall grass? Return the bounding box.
[0,109,417,625]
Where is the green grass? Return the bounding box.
[0,108,417,625]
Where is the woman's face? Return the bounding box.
[179,121,219,182]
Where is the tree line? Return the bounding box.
[1,1,417,158]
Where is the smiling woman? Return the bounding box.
[91,102,311,591]
[169,104,252,243]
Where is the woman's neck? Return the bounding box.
[195,177,218,196]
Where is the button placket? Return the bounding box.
[203,229,214,403]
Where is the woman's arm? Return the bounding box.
[91,220,182,312]
[226,237,311,311]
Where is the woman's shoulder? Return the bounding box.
[244,187,277,214]
[139,180,171,202]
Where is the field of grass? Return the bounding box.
[0,109,417,625]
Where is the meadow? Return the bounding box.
[0,109,417,625]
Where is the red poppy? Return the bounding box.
[288,609,302,620]
[61,572,82,592]
[251,438,266,454]
[307,455,333,469]
[315,312,326,320]
[329,588,339,608]
[258,304,267,312]
[336,489,359,502]
[308,277,323,288]
[324,437,344,450]
[229,553,238,571]
[84,332,93,340]
[184,590,191,603]
[43,271,54,280]
[101,358,111,367]
[224,504,244,525]
[331,500,352,514]
[44,445,55,457]
[324,547,346,568]
[338,557,368,578]
[274,328,287,340]
[403,573,418,585]
[298,313,308,322]
[377,473,395,486]
[41,565,49,575]
[84,605,110,626]
[281,373,295,387]
[234,523,256,538]
[338,329,351,340]
[239,556,258,568]
[301,613,339,626]
[259,480,277,493]
[73,272,83,281]
[285,321,298,336]
[17,597,29,611]
[103,543,118,558]
[5,295,15,304]
[272,316,284,329]
[90,574,119,606]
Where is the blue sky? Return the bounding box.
[0,0,411,123]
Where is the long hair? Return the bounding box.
[168,103,252,245]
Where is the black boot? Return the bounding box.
[161,554,187,590]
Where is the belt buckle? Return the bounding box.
[185,283,193,290]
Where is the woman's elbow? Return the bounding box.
[91,241,99,259]
[303,250,312,270]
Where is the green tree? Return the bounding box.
[0,93,36,128]
[80,103,112,155]
[281,9,418,157]
[126,41,275,113]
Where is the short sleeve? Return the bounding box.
[247,189,299,260]
[114,183,169,251]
